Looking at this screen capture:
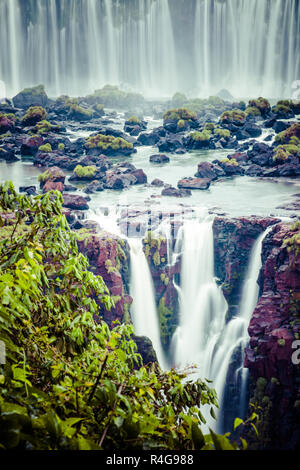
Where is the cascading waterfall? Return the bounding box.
[172,215,272,432]
[0,0,299,98]
[128,238,167,370]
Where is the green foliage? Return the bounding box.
[248,97,270,115]
[177,119,186,129]
[19,84,46,97]
[38,143,52,153]
[74,165,97,180]
[214,127,231,138]
[86,134,133,153]
[21,106,47,126]
[158,298,173,346]
[38,167,64,184]
[58,143,65,151]
[0,182,241,450]
[245,106,261,117]
[220,109,246,123]
[34,120,59,135]
[68,104,94,120]
[127,116,140,124]
[220,158,238,166]
[163,108,197,124]
[190,130,212,142]
[275,124,300,144]
[87,85,144,109]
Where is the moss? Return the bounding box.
[153,250,161,267]
[275,124,300,144]
[220,109,246,123]
[74,165,97,179]
[245,106,261,117]
[158,297,174,346]
[273,104,291,115]
[163,107,197,124]
[21,106,47,125]
[87,85,144,108]
[277,339,285,346]
[205,122,215,131]
[34,120,58,135]
[220,157,238,166]
[127,116,140,124]
[68,104,94,119]
[248,97,270,115]
[86,134,133,152]
[214,127,231,138]
[58,143,65,151]
[20,84,46,96]
[38,143,52,153]
[38,167,63,183]
[190,130,212,142]
[177,119,186,129]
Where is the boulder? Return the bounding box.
[149,154,170,164]
[178,177,211,190]
[62,194,89,210]
[161,186,191,198]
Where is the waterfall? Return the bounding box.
[0,0,299,98]
[172,216,272,432]
[128,238,167,370]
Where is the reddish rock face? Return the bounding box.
[77,232,132,326]
[244,223,300,449]
[43,181,64,193]
[62,194,89,211]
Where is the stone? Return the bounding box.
[178,177,211,190]
[62,194,89,211]
[149,154,170,164]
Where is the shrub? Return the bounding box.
[214,127,231,138]
[127,116,140,124]
[58,143,65,151]
[275,124,300,144]
[245,107,261,117]
[220,158,238,166]
[35,120,57,135]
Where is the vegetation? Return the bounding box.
[214,127,231,138]
[163,108,197,124]
[0,182,244,450]
[38,143,52,153]
[21,106,47,126]
[35,120,59,135]
[86,85,144,108]
[248,97,270,116]
[220,109,246,123]
[0,113,16,133]
[126,116,140,124]
[220,158,238,166]
[85,134,133,154]
[190,130,212,142]
[74,165,97,180]
[245,106,261,117]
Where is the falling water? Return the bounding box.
[129,238,167,370]
[0,0,299,98]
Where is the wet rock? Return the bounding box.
[195,161,225,181]
[137,132,160,146]
[149,154,170,164]
[245,164,264,177]
[151,178,165,187]
[13,85,49,109]
[43,181,64,193]
[19,185,37,196]
[20,135,44,156]
[161,186,191,198]
[178,177,211,190]
[62,194,89,210]
[0,148,19,162]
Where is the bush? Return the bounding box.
[220,109,246,123]
[190,130,212,142]
[275,124,300,144]
[163,108,197,123]
[214,127,231,138]
[85,134,133,154]
[248,97,270,116]
[0,182,242,451]
[245,107,261,117]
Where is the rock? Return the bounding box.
[244,123,262,138]
[178,177,211,190]
[131,169,147,184]
[195,161,225,181]
[273,120,290,134]
[245,223,300,449]
[62,194,89,211]
[19,185,37,196]
[39,166,65,186]
[13,85,48,109]
[161,186,191,198]
[0,148,19,162]
[43,181,64,193]
[84,180,105,194]
[137,132,160,146]
[151,179,165,187]
[21,135,44,156]
[149,154,170,164]
[245,164,264,177]
[132,336,158,365]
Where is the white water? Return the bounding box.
[0,0,299,98]
[171,214,272,431]
[129,238,167,370]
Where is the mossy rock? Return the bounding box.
[220,109,246,123]
[85,133,134,156]
[21,106,47,126]
[13,84,48,108]
[73,165,97,180]
[38,143,52,153]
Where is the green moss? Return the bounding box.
[87,85,144,108]
[35,119,57,135]
[127,116,140,124]
[245,106,261,117]
[190,129,212,142]
[86,134,133,152]
[20,84,46,96]
[220,109,246,123]
[248,97,270,115]
[38,143,52,153]
[153,250,161,267]
[214,127,231,138]
[177,119,186,129]
[273,104,291,115]
[158,298,174,346]
[58,143,65,151]
[74,165,97,179]
[275,124,300,144]
[220,157,238,166]
[163,107,197,124]
[21,106,47,125]
[277,339,285,346]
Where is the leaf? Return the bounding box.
[191,422,205,449]
[234,417,244,430]
[251,422,259,437]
